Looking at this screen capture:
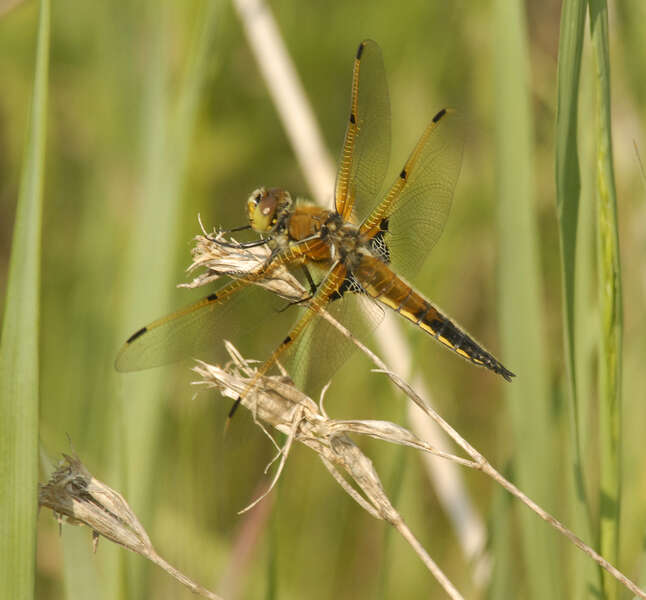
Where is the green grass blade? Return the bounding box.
[555,1,601,596]
[555,0,585,403]
[493,0,557,596]
[114,1,218,596]
[588,2,623,598]
[0,1,49,598]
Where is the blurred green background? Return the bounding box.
[1,0,645,598]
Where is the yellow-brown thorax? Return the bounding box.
[247,187,371,268]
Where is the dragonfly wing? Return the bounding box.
[288,286,384,395]
[262,262,385,397]
[360,108,464,282]
[335,39,391,224]
[115,279,308,373]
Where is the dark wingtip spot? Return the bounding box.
[282,335,292,345]
[379,218,389,232]
[356,42,365,60]
[349,113,356,124]
[228,397,242,419]
[400,169,407,180]
[432,108,447,123]
[126,327,147,344]
[206,292,218,302]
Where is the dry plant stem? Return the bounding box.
[354,348,645,599]
[315,310,644,597]
[187,231,644,598]
[39,455,223,600]
[194,347,466,600]
[395,518,463,600]
[0,0,26,18]
[232,0,336,204]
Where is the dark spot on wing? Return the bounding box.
[206,292,218,302]
[400,169,407,180]
[432,108,447,123]
[328,275,364,302]
[356,42,365,60]
[350,113,356,124]
[370,219,391,263]
[228,397,242,419]
[282,335,292,345]
[126,327,147,344]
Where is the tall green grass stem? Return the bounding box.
[0,1,49,598]
[589,1,623,598]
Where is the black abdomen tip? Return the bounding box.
[498,365,516,382]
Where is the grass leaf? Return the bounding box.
[589,2,623,598]
[493,0,558,596]
[0,1,49,598]
[555,1,602,595]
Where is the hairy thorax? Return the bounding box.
[318,211,372,271]
[278,201,376,272]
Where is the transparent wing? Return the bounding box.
[285,283,384,396]
[246,261,384,397]
[335,39,391,224]
[115,262,384,398]
[115,279,305,373]
[360,108,464,282]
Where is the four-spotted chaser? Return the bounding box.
[116,39,514,390]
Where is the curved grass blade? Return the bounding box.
[0,1,49,598]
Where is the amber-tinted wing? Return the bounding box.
[360,108,464,282]
[115,241,318,372]
[117,259,384,397]
[335,39,391,224]
[115,279,300,373]
[258,261,385,395]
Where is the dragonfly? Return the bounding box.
[115,39,514,393]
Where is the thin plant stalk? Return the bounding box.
[186,235,644,599]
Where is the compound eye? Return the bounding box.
[249,194,277,233]
[258,197,276,217]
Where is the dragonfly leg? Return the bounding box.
[301,265,318,295]
[274,264,321,312]
[205,223,252,242]
[214,236,271,249]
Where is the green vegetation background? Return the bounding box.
[1,0,644,598]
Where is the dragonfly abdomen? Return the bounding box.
[356,256,514,381]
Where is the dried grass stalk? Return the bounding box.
[39,455,223,600]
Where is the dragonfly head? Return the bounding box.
[247,187,293,233]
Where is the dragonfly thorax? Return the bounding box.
[320,211,371,269]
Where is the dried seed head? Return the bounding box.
[179,232,307,303]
